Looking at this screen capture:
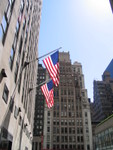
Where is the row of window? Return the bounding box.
[0,15,7,43]
[32,142,41,150]
[60,98,74,103]
[52,119,83,126]
[53,110,82,118]
[54,102,75,109]
[95,127,113,150]
[52,144,84,150]
[53,135,78,143]
[0,0,15,44]
[2,83,21,119]
[53,126,83,135]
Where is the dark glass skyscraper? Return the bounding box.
[33,64,46,150]
[103,59,113,79]
[92,59,113,123]
[93,80,113,122]
[109,0,113,12]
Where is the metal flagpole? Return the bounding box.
[28,78,52,93]
[37,47,62,60]
[24,47,62,68]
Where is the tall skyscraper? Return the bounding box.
[92,59,113,123]
[0,0,42,149]
[33,64,46,150]
[109,0,113,12]
[103,59,113,79]
[93,80,113,122]
[43,52,92,150]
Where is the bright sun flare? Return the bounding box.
[87,0,111,15]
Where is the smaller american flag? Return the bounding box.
[41,80,54,109]
[43,51,59,87]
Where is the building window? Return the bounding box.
[1,15,7,33]
[61,145,64,149]
[47,127,50,132]
[2,84,9,103]
[48,111,50,116]
[13,33,17,49]
[78,145,80,150]
[0,26,3,41]
[9,96,14,112]
[69,145,72,149]
[87,145,90,150]
[14,106,18,119]
[0,0,15,43]
[0,15,7,42]
[9,47,14,70]
[85,119,88,125]
[81,136,83,142]
[19,116,22,126]
[72,136,76,142]
[77,128,79,134]
[20,0,24,12]
[14,61,19,82]
[65,127,67,133]
[85,112,87,117]
[18,36,23,54]
[86,127,89,133]
[77,136,80,142]
[57,136,59,142]
[47,144,49,149]
[5,0,12,23]
[18,73,22,93]
[81,145,84,150]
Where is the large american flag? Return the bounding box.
[41,80,54,108]
[43,51,59,86]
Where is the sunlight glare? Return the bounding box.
[87,0,111,15]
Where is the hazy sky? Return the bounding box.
[38,0,113,101]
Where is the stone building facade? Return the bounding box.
[0,0,42,149]
[43,52,92,150]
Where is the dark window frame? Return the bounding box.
[2,84,9,104]
[14,106,19,119]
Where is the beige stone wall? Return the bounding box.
[0,0,42,149]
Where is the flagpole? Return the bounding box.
[37,47,62,60]
[29,78,52,92]
[24,47,62,67]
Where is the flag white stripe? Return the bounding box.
[43,52,59,87]
[41,83,54,108]
[43,57,59,86]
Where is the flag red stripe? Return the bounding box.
[43,57,56,79]
[43,59,57,86]
[43,56,59,86]
[41,83,54,108]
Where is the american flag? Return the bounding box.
[41,80,54,108]
[43,51,59,86]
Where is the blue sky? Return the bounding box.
[38,0,113,101]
